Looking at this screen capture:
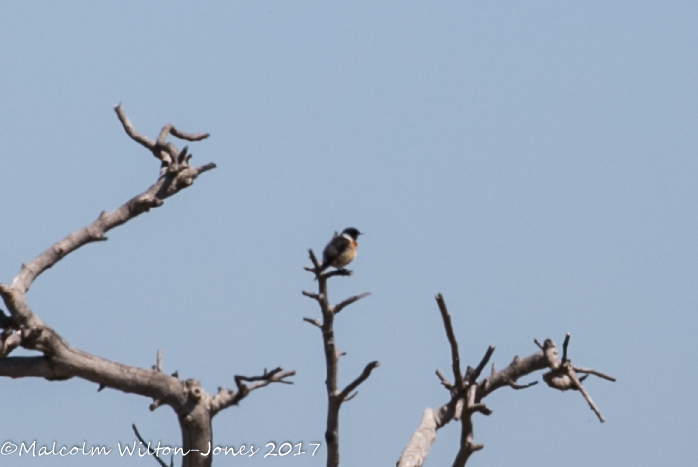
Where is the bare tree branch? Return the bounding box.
[209,367,296,416]
[573,366,617,381]
[396,399,460,467]
[569,368,605,422]
[308,249,322,271]
[169,126,210,142]
[469,346,495,384]
[478,353,549,398]
[6,108,216,304]
[303,317,322,328]
[333,292,371,315]
[339,361,379,401]
[507,380,538,390]
[452,404,484,467]
[436,369,454,391]
[132,424,172,467]
[154,349,163,372]
[114,104,155,150]
[302,291,320,301]
[0,285,43,328]
[0,331,21,359]
[562,332,571,363]
[435,294,463,393]
[0,107,292,467]
[397,297,615,467]
[538,334,614,423]
[303,248,375,467]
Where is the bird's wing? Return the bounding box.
[322,236,351,266]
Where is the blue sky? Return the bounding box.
[1,1,697,466]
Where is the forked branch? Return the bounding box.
[396,296,615,467]
[7,106,215,309]
[210,367,296,416]
[0,107,292,467]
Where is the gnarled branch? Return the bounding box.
[0,107,291,467]
[396,296,615,467]
[209,367,295,416]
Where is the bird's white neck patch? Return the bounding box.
[342,233,358,248]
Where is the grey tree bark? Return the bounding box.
[303,249,378,467]
[0,106,293,467]
[0,107,614,467]
[395,295,615,467]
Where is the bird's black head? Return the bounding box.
[342,227,362,240]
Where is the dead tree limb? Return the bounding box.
[396,295,615,467]
[132,423,174,467]
[302,248,376,467]
[538,333,616,422]
[0,106,293,467]
[209,367,295,416]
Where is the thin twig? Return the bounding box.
[469,346,495,384]
[210,368,295,416]
[508,380,538,390]
[333,292,371,314]
[132,424,171,467]
[308,249,321,271]
[573,366,616,381]
[303,317,321,328]
[435,294,463,391]
[436,369,454,390]
[339,361,379,401]
[562,333,571,363]
[302,291,320,300]
[322,269,353,280]
[567,368,605,422]
[154,349,162,372]
[170,126,210,141]
[5,107,216,299]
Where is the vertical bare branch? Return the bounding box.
[303,248,375,467]
[561,332,571,363]
[435,294,463,392]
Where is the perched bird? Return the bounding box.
[320,227,363,271]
